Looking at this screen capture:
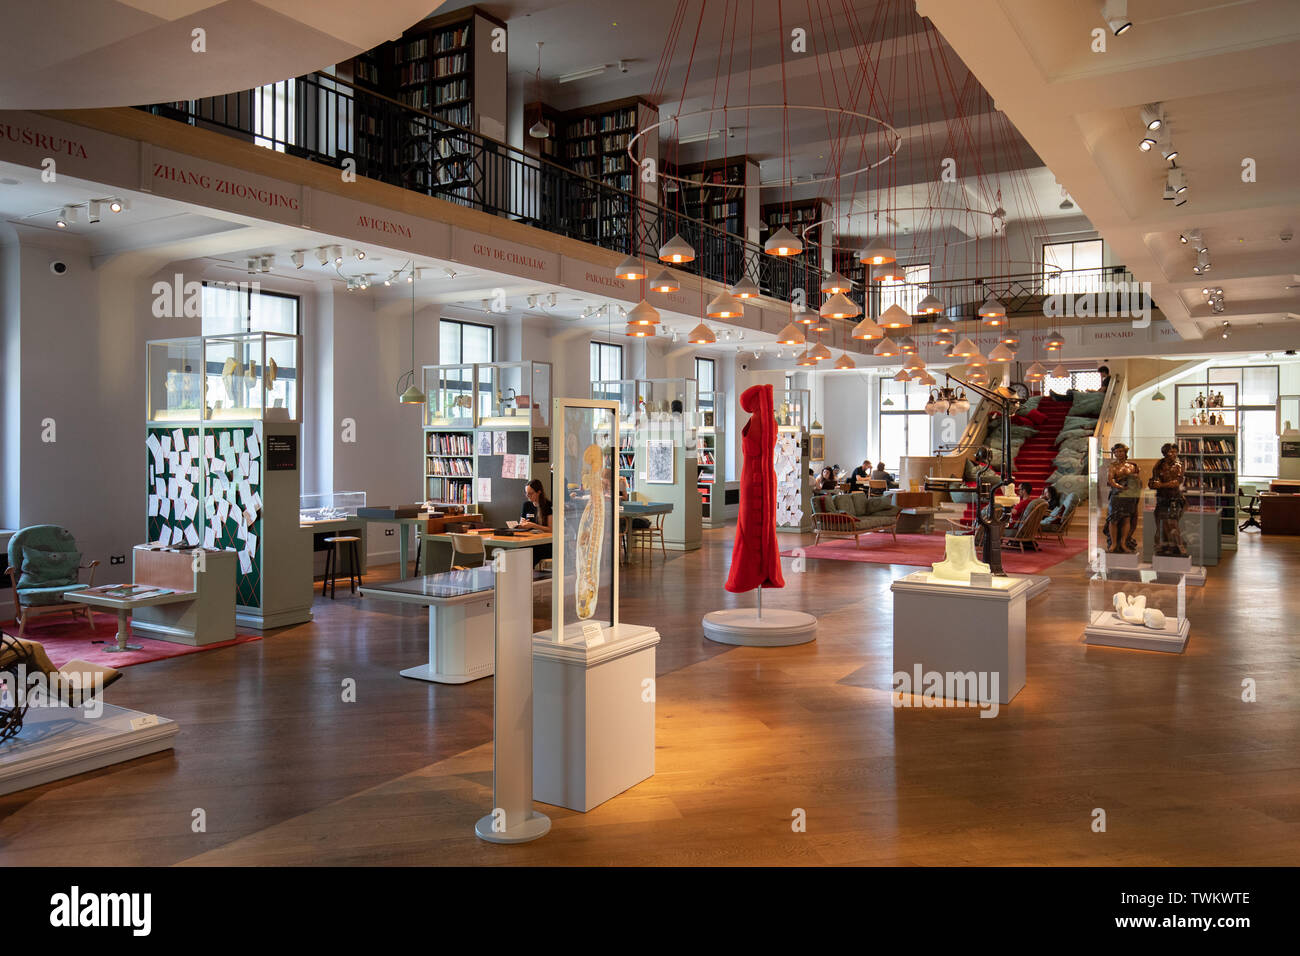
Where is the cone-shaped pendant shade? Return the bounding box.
[952,337,979,358]
[966,351,988,368]
[872,262,906,282]
[399,383,426,404]
[858,236,897,265]
[706,291,742,319]
[810,341,832,361]
[934,317,956,334]
[648,269,680,293]
[893,367,912,382]
[821,271,853,295]
[658,233,695,264]
[820,292,861,319]
[851,315,883,340]
[874,336,901,357]
[978,295,1006,318]
[917,370,937,386]
[764,226,803,257]
[687,322,716,344]
[1000,329,1020,346]
[615,255,646,281]
[1045,331,1066,351]
[776,323,806,346]
[1025,361,1048,380]
[808,316,831,333]
[989,342,1015,362]
[834,353,857,369]
[1051,362,1070,378]
[625,322,655,337]
[879,304,912,329]
[796,349,818,366]
[730,274,760,298]
[899,335,918,354]
[903,352,925,370]
[627,299,661,325]
[915,293,944,314]
[934,329,955,346]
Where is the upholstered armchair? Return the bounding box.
[5,525,99,637]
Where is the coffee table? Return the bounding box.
[898,506,941,534]
[65,586,195,652]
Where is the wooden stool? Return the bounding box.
[323,535,361,598]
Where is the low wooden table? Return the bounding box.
[897,506,941,534]
[65,585,196,652]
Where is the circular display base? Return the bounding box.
[474,810,551,844]
[702,608,818,646]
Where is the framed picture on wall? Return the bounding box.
[810,434,825,461]
[645,439,674,484]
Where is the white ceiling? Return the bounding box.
[921,0,1300,340]
[0,0,441,108]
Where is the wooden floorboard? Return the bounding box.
[1,528,1297,865]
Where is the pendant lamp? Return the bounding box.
[820,292,861,319]
[879,304,912,329]
[688,323,716,344]
[874,336,901,358]
[808,316,831,333]
[989,342,1015,363]
[615,255,646,281]
[858,237,897,265]
[1025,361,1047,381]
[776,323,806,346]
[658,233,695,263]
[917,370,937,386]
[899,335,918,354]
[952,337,979,358]
[1152,386,1167,402]
[796,349,818,366]
[706,291,742,319]
[834,353,857,369]
[810,341,832,361]
[934,316,956,334]
[1051,362,1070,378]
[1045,331,1066,351]
[903,352,925,370]
[648,270,680,293]
[625,322,655,338]
[528,45,550,139]
[1000,329,1020,347]
[915,293,944,314]
[730,274,760,298]
[978,295,1006,319]
[764,226,803,257]
[851,315,883,340]
[934,330,955,348]
[872,262,906,283]
[795,309,815,325]
[627,300,661,326]
[820,272,852,295]
[893,367,911,382]
[397,269,426,404]
[966,351,988,368]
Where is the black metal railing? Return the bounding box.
[137,73,1144,320]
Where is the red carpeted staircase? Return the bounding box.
[1010,398,1072,491]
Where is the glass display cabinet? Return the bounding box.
[480,361,551,428]
[1175,382,1237,428]
[772,387,811,430]
[549,399,620,645]
[299,492,367,522]
[1084,564,1189,652]
[773,387,811,531]
[423,364,477,428]
[147,332,300,423]
[696,390,726,528]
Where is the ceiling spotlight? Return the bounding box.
[332,246,343,266]
[688,323,716,344]
[1194,250,1211,274]
[1220,321,1231,339]
[1139,134,1156,152]
[290,250,305,269]
[1158,133,1178,163]
[355,249,366,260]
[108,199,125,213]
[547,293,557,308]
[1162,182,1176,201]
[87,200,101,223]
[1140,103,1162,131]
[246,258,258,274]
[315,247,330,266]
[1102,0,1133,36]
[260,255,273,273]
[1170,168,1187,194]
[56,205,75,228]
[407,270,415,283]
[527,294,539,309]
[383,278,392,287]
[763,226,803,257]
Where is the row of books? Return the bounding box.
[1179,438,1235,454]
[602,132,631,152]
[395,28,469,64]
[698,451,715,466]
[396,54,467,86]
[427,456,473,476]
[427,476,472,505]
[1186,459,1235,472]
[398,81,470,110]
[355,59,381,85]
[428,432,472,456]
[1186,475,1236,493]
[602,155,628,173]
[618,452,635,469]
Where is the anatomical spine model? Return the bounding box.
[574,443,605,620]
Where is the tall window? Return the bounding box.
[875,263,930,316]
[695,357,716,417]
[440,319,495,415]
[1210,365,1280,477]
[878,377,931,469]
[202,284,299,335]
[1043,239,1104,294]
[591,341,623,402]
[253,80,297,152]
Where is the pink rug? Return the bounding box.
[2,611,261,668]
[782,533,1088,574]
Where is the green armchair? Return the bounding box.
[5,525,99,637]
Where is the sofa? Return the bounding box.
[811,493,900,546]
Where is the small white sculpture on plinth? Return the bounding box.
[1113,592,1167,629]
[931,533,991,583]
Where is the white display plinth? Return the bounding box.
[532,623,659,812]
[890,572,1036,704]
[702,607,817,646]
[1084,610,1190,653]
[405,598,494,684]
[0,703,178,796]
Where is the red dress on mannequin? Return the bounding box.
[725,384,785,593]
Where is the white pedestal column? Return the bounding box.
[401,597,495,684]
[532,624,659,812]
[890,572,1036,704]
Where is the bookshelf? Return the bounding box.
[1176,424,1238,551]
[424,429,475,506]
[556,96,659,243]
[341,7,507,203]
[675,156,761,239]
[696,428,725,528]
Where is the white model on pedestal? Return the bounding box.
[931,533,991,582]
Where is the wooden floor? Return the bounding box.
[2,528,1298,866]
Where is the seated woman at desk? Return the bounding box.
[519,479,553,531]
[816,466,839,491]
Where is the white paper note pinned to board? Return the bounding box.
[247,432,260,459]
[238,550,252,575]
[184,524,199,547]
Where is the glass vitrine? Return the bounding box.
[423,364,477,427]
[481,361,551,428]
[772,387,811,430]
[147,338,205,422]
[147,333,300,422]
[299,491,367,522]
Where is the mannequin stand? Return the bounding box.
[703,586,817,646]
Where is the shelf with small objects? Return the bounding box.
[592,377,701,551]
[420,361,552,529]
[695,390,726,528]
[1173,390,1239,552]
[772,387,812,532]
[145,333,311,630]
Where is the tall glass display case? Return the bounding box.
[696,390,726,528]
[773,387,811,531]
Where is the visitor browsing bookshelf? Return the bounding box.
[1175,423,1238,551]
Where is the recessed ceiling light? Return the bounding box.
[0,177,21,186]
